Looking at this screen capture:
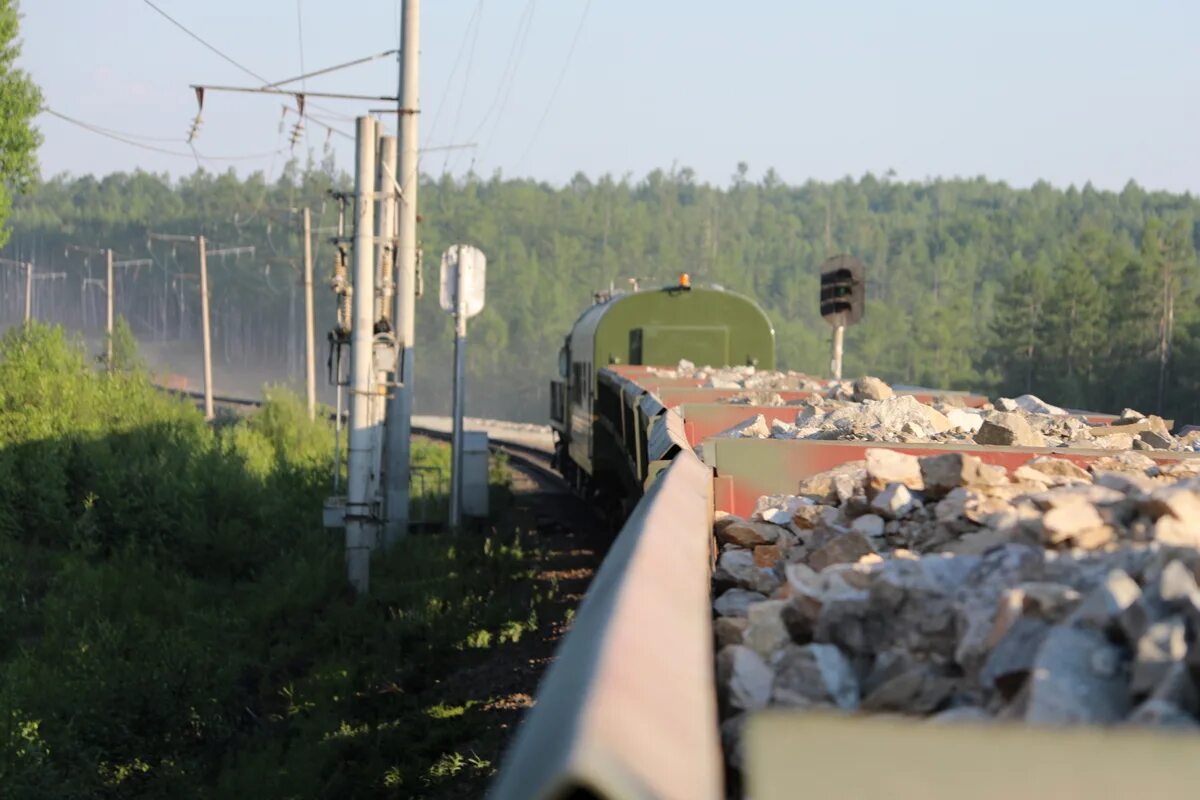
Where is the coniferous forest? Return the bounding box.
[4,161,1199,424]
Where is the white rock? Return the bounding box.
[1131,617,1188,694]
[946,407,984,433]
[974,412,1047,447]
[851,513,886,538]
[753,494,813,525]
[718,645,773,712]
[717,414,771,439]
[866,448,924,496]
[1009,394,1068,416]
[770,643,860,710]
[769,418,799,439]
[714,588,768,617]
[870,483,920,520]
[715,549,781,594]
[852,376,894,402]
[1025,626,1130,724]
[744,600,790,658]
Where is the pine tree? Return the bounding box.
[0,0,41,250]
[1039,249,1106,408]
[987,254,1050,395]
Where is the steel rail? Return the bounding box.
[157,385,558,477]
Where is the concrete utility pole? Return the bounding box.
[302,208,317,420]
[346,115,379,594]
[385,0,420,544]
[65,246,150,368]
[368,135,399,526]
[148,235,251,419]
[0,258,34,324]
[106,248,113,364]
[66,246,114,356]
[23,262,32,323]
[197,236,214,420]
[105,257,151,367]
[449,245,467,530]
[376,135,398,327]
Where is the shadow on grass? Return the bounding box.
[0,417,549,800]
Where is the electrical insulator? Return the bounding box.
[186,115,203,143]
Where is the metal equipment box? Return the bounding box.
[462,431,489,518]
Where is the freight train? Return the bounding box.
[549,274,775,510]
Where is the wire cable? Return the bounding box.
[141,0,352,138]
[472,0,540,170]
[462,0,537,171]
[441,1,485,175]
[142,0,270,83]
[516,0,592,171]
[45,107,287,161]
[295,0,310,152]
[426,0,483,154]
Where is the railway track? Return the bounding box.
[410,423,561,488]
[163,386,560,481]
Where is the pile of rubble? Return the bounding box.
[714,375,1199,453]
[714,448,1200,771]
[649,360,827,394]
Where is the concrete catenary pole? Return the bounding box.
[197,236,214,420]
[369,136,398,520]
[372,134,397,450]
[302,208,317,420]
[376,136,397,327]
[24,262,32,323]
[346,115,379,594]
[385,0,419,543]
[449,246,466,530]
[105,248,114,367]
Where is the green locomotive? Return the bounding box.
[549,274,776,504]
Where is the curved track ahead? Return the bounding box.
[162,386,561,483]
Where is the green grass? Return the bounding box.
[0,323,547,799]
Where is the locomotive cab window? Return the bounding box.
[558,343,569,378]
[572,363,591,405]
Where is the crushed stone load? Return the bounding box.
[713,376,1199,453]
[713,448,1200,773]
[648,360,827,395]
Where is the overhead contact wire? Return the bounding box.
[517,0,593,171]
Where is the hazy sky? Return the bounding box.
[19,1,1200,192]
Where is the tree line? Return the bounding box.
[4,161,1198,424]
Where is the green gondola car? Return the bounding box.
[549,275,776,505]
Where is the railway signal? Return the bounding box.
[819,254,866,380]
[439,243,487,530]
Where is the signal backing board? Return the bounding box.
[439,244,487,318]
[819,254,865,327]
